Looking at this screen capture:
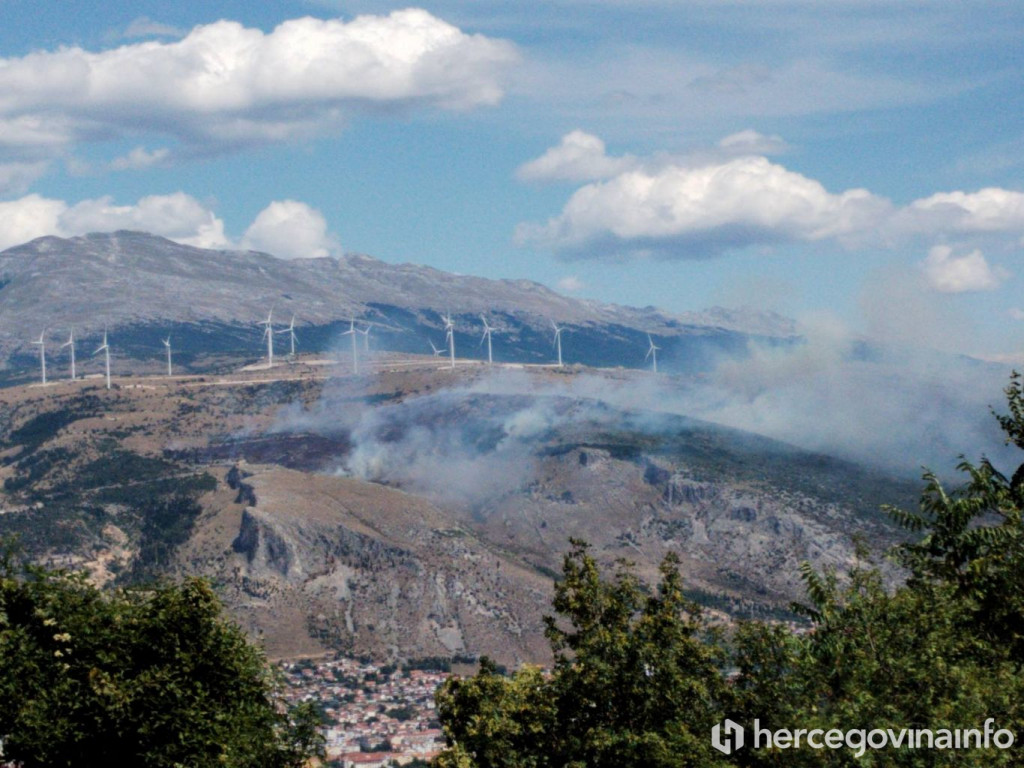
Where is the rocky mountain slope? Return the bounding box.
[0,359,914,665]
[0,231,796,378]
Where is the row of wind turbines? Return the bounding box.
[258,309,301,368]
[429,312,661,373]
[27,310,663,387]
[30,329,124,389]
[430,311,506,369]
[259,308,372,373]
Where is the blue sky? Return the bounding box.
[2,0,1024,358]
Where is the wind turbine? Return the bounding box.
[428,339,444,358]
[31,331,47,385]
[358,323,371,353]
[480,315,494,365]
[62,330,76,381]
[551,321,564,368]
[163,336,173,377]
[645,334,660,374]
[277,315,297,360]
[442,311,456,369]
[259,308,275,368]
[94,330,111,390]
[342,319,359,374]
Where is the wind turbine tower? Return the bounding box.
[95,330,111,390]
[552,321,564,368]
[31,331,47,385]
[277,315,297,360]
[163,336,173,376]
[62,330,76,381]
[342,320,359,374]
[480,315,494,365]
[359,323,371,353]
[259,308,275,368]
[442,312,456,369]
[645,334,660,374]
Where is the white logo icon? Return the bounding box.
[712,719,745,754]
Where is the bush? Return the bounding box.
[0,542,323,767]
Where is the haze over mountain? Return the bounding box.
[0,230,1016,477]
[0,231,794,372]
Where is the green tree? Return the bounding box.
[434,542,732,768]
[434,659,555,768]
[728,372,1024,766]
[435,373,1024,767]
[886,458,1024,663]
[0,542,324,768]
[732,563,1022,767]
[544,542,731,768]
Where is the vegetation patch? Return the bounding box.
[3,395,104,456]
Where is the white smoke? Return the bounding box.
[268,328,1017,509]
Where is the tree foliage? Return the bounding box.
[435,373,1024,767]
[0,543,323,768]
[435,542,732,768]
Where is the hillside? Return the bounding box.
[0,356,916,665]
[0,231,796,383]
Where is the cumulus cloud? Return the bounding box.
[0,195,67,251]
[0,10,516,158]
[517,131,1024,260]
[920,245,1009,293]
[1009,308,1024,321]
[0,192,349,255]
[899,188,1024,234]
[109,146,171,172]
[516,130,637,182]
[517,154,888,257]
[240,200,340,259]
[0,192,228,251]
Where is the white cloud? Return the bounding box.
[240,200,340,259]
[0,195,66,251]
[109,147,170,172]
[717,129,788,156]
[0,192,228,251]
[920,245,1009,293]
[0,161,49,196]
[1008,308,1024,321]
[556,275,585,293]
[899,188,1024,234]
[517,153,888,256]
[0,10,517,156]
[0,193,347,256]
[0,116,75,152]
[516,130,637,182]
[517,131,1024,259]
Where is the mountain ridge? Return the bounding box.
[0,230,796,370]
